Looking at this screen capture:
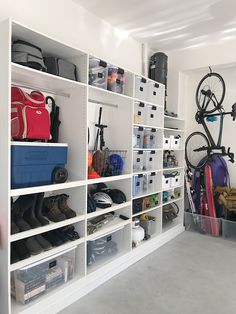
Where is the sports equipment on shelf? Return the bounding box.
[92,192,113,209]
[185,68,236,170]
[106,189,126,204]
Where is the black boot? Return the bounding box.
[11,197,20,234]
[23,194,42,229]
[12,197,31,232]
[35,193,49,226]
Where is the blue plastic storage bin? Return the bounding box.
[11,142,68,188]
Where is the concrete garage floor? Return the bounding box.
[60,232,236,314]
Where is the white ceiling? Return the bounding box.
[73,0,236,51]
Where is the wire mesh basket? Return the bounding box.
[88,149,127,178]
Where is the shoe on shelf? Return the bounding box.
[11,198,20,234]
[12,198,31,232]
[58,194,76,219]
[34,234,52,251]
[61,225,80,241]
[11,247,20,264]
[35,193,49,226]
[25,237,44,255]
[52,229,70,244]
[22,194,42,229]
[44,196,66,222]
[12,241,31,261]
[43,231,64,247]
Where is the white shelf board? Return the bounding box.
[10,237,85,272]
[164,127,184,132]
[10,180,87,197]
[87,174,131,185]
[133,123,163,130]
[10,215,86,242]
[132,190,162,200]
[133,169,162,175]
[88,84,133,103]
[162,184,184,192]
[134,98,163,108]
[164,115,184,121]
[87,202,131,219]
[11,62,86,93]
[133,148,162,152]
[162,148,184,151]
[132,205,162,218]
[87,218,131,241]
[163,166,184,172]
[162,197,183,206]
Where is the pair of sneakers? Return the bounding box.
[44,194,76,222]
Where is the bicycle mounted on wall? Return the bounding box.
[185,67,236,170]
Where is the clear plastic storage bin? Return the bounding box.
[89,57,108,89]
[162,174,171,189]
[145,105,158,126]
[87,227,124,267]
[185,212,221,237]
[12,248,75,305]
[147,172,158,193]
[107,66,125,94]
[170,135,181,149]
[147,81,161,104]
[135,76,147,100]
[132,174,144,197]
[133,102,145,125]
[143,150,156,171]
[222,219,236,241]
[133,126,144,148]
[133,151,144,172]
[143,128,156,149]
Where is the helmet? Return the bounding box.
[107,189,126,204]
[92,192,113,208]
[87,194,96,213]
[91,183,108,194]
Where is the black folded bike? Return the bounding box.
[185,67,236,169]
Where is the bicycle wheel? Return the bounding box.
[196,72,225,114]
[185,132,210,169]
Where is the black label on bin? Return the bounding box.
[140,87,143,92]
[141,77,147,83]
[99,60,107,67]
[49,260,57,268]
[139,102,145,107]
[153,91,156,96]
[107,235,112,242]
[98,72,103,78]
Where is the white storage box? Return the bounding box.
[143,150,156,171]
[145,105,158,126]
[163,136,171,149]
[135,76,147,100]
[147,172,158,193]
[162,174,171,189]
[133,126,144,148]
[89,57,108,89]
[87,227,124,267]
[170,172,181,187]
[12,248,75,305]
[133,102,145,125]
[170,135,181,149]
[132,174,144,197]
[147,81,161,104]
[133,151,144,172]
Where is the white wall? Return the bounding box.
[0,0,142,73]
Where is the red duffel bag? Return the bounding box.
[11,87,51,140]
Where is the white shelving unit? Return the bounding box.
[0,19,185,314]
